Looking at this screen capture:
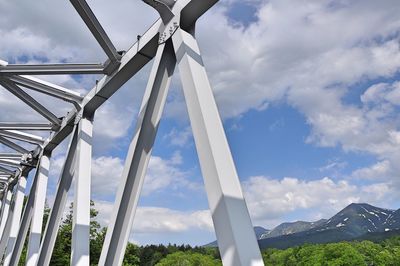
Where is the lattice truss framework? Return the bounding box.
[0,1,264,265]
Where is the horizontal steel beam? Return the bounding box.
[0,123,53,131]
[0,81,62,127]
[0,159,20,167]
[0,64,104,75]
[0,130,44,145]
[0,136,29,155]
[0,154,22,160]
[6,75,83,104]
[70,0,121,66]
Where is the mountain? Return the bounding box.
[260,219,326,239]
[205,226,270,247]
[203,203,400,250]
[313,203,396,236]
[254,226,271,239]
[258,203,400,250]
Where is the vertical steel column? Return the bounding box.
[9,160,41,266]
[98,41,176,266]
[71,117,93,266]
[3,175,27,266]
[36,126,79,266]
[0,189,15,257]
[25,154,50,266]
[171,28,264,266]
[0,189,12,239]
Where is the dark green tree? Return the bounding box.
[123,242,141,266]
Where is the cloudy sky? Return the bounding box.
[1,0,400,246]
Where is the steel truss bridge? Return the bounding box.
[0,0,264,265]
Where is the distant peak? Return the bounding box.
[344,203,394,212]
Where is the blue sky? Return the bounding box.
[1,0,400,246]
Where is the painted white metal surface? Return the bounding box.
[0,81,61,126]
[9,167,40,266]
[172,28,264,266]
[36,127,79,266]
[71,117,93,266]
[0,189,15,257]
[0,130,44,145]
[8,75,83,104]
[26,154,50,266]
[0,136,29,154]
[0,122,53,131]
[3,175,27,266]
[99,41,176,266]
[0,189,12,240]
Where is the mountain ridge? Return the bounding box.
[204,203,400,249]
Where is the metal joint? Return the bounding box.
[159,19,180,44]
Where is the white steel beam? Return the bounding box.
[99,41,176,266]
[3,175,27,266]
[8,179,35,266]
[0,136,29,154]
[0,189,12,239]
[0,63,104,75]
[172,28,263,266]
[70,0,121,67]
[0,130,44,145]
[0,136,29,155]
[0,190,15,259]
[9,154,50,266]
[179,0,218,31]
[0,159,20,168]
[0,194,12,258]
[0,122,53,131]
[0,154,22,160]
[143,0,175,24]
[71,117,93,266]
[25,154,50,266]
[36,126,78,266]
[7,75,83,104]
[0,81,61,127]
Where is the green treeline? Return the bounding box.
[262,238,400,266]
[17,201,400,265]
